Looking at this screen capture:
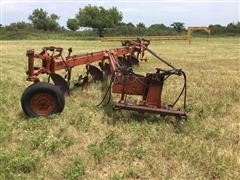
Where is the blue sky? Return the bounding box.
[1,0,239,27]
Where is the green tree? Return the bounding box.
[136,22,146,35]
[75,5,122,37]
[67,18,79,31]
[171,22,185,33]
[119,22,136,35]
[28,8,60,31]
[148,24,169,35]
[209,24,226,34]
[5,22,33,31]
[226,22,240,34]
[126,22,135,28]
[104,22,136,36]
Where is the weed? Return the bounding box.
[69,111,91,131]
[110,175,124,180]
[0,149,40,178]
[62,136,74,147]
[43,135,61,155]
[42,135,74,155]
[31,130,48,149]
[186,103,194,112]
[88,131,122,162]
[64,158,85,180]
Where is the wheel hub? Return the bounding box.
[30,92,55,116]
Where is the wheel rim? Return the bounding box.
[30,92,56,116]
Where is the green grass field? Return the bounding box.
[0,38,239,179]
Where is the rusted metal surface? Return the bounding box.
[113,103,186,118]
[29,92,55,116]
[112,74,145,95]
[50,73,70,95]
[87,64,104,81]
[23,39,187,119]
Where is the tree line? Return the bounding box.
[0,5,239,37]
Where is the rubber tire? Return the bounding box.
[21,82,65,117]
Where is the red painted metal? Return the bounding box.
[24,39,187,119]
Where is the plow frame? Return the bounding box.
[22,39,187,119]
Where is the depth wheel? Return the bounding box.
[21,82,65,117]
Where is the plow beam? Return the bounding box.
[113,103,186,118]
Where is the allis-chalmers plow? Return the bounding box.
[21,39,187,119]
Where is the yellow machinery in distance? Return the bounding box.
[101,26,211,44]
[187,26,210,43]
